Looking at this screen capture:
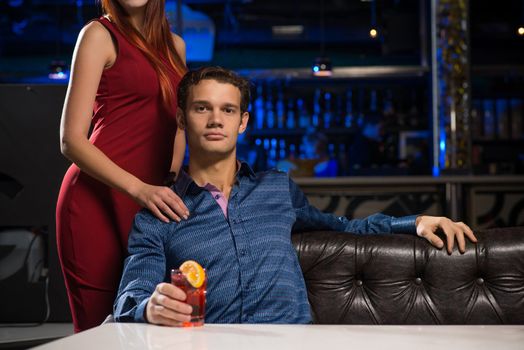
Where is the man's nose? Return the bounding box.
[207,108,223,127]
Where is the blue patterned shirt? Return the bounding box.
[114,162,417,324]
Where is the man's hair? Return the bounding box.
[177,66,251,114]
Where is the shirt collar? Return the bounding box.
[173,160,256,198]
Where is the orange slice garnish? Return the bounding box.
[179,260,206,288]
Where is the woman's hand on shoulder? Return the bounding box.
[130,182,189,223]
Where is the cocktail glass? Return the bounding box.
[171,268,207,327]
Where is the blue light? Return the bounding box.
[48,71,69,80]
[312,66,320,73]
[432,166,440,177]
[438,129,447,172]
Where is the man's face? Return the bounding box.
[179,79,249,158]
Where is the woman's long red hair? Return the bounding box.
[101,0,186,108]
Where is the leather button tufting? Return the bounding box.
[415,277,422,285]
[355,280,363,287]
[476,278,484,285]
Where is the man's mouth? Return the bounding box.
[204,132,226,140]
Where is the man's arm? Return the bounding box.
[113,210,168,322]
[288,176,477,253]
[288,176,416,234]
[114,209,193,325]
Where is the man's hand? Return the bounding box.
[415,216,477,254]
[145,283,193,326]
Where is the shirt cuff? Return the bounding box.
[134,298,150,323]
[391,215,418,235]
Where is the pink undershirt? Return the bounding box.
[204,183,229,218]
[201,161,242,219]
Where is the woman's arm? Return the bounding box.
[60,22,189,222]
[169,33,187,175]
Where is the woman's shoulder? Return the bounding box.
[171,32,186,63]
[78,19,113,46]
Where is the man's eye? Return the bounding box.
[196,106,207,112]
[225,108,234,114]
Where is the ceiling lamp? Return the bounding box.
[312,56,332,77]
[312,0,332,77]
[369,0,379,39]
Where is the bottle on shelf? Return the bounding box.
[276,84,285,129]
[335,92,343,128]
[311,88,321,128]
[338,143,348,176]
[268,138,278,167]
[471,98,483,139]
[286,98,296,129]
[254,84,265,130]
[266,84,275,129]
[253,138,267,172]
[495,98,510,139]
[297,98,309,129]
[323,92,333,129]
[279,139,287,160]
[510,98,523,140]
[356,88,365,127]
[483,99,495,139]
[344,89,353,128]
[289,143,297,159]
[370,89,378,116]
[382,88,396,132]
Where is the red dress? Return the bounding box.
[56,17,181,332]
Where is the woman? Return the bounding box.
[56,0,188,332]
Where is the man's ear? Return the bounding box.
[176,108,186,130]
[239,112,249,134]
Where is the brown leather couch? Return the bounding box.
[292,227,524,324]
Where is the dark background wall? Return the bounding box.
[0,84,71,321]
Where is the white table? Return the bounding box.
[32,323,524,350]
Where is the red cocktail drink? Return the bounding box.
[171,268,206,327]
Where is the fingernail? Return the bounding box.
[183,215,188,220]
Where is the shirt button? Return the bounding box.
[476,278,484,285]
[215,194,220,199]
[240,250,246,256]
[415,277,422,285]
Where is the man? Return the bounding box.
[114,67,477,326]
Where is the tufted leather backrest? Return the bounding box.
[291,227,524,324]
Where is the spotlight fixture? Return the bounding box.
[369,0,379,39]
[518,26,524,36]
[312,56,332,77]
[312,0,332,77]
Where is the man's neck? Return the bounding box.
[188,154,238,199]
